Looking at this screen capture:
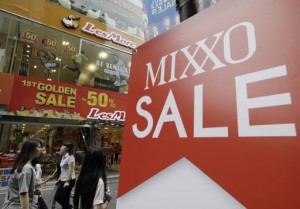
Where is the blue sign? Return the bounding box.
[142,0,179,40]
[0,168,11,187]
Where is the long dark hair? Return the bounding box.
[11,139,40,174]
[32,139,45,165]
[74,147,107,209]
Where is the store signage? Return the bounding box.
[0,168,11,187]
[63,43,76,54]
[42,37,58,50]
[0,75,128,121]
[87,108,126,121]
[82,22,137,49]
[62,15,81,29]
[142,0,178,41]
[21,30,38,46]
[117,0,300,208]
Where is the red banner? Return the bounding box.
[6,75,127,121]
[117,0,300,208]
[0,73,14,106]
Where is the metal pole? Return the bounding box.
[176,0,197,22]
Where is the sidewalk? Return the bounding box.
[106,163,120,180]
[0,166,120,193]
[0,170,120,209]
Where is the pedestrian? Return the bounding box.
[63,50,88,82]
[110,143,115,165]
[74,147,111,209]
[49,153,63,209]
[54,142,76,209]
[2,139,41,209]
[113,143,121,164]
[34,140,50,209]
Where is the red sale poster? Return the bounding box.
[7,75,127,121]
[117,0,300,208]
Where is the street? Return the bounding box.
[0,178,119,209]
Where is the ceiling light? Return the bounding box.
[87,63,97,73]
[98,51,108,59]
[62,41,69,46]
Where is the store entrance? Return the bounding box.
[0,119,123,177]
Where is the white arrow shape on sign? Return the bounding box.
[117,158,246,209]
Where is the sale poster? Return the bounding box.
[117,0,300,208]
[142,0,179,40]
[0,168,11,187]
[1,74,127,121]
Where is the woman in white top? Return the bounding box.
[34,141,49,209]
[74,147,110,209]
[2,139,41,209]
[54,142,76,209]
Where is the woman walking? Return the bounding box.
[34,141,49,209]
[74,147,110,209]
[2,139,41,209]
[54,142,76,209]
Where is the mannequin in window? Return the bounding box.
[63,50,88,83]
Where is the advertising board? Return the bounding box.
[117,0,300,208]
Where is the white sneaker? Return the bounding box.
[62,18,73,27]
[120,80,127,86]
[113,81,121,86]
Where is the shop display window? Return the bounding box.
[48,0,145,39]
[0,11,131,94]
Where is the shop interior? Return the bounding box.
[0,119,123,175]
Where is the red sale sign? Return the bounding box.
[7,75,127,121]
[117,0,300,208]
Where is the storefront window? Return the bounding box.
[80,39,131,93]
[0,12,18,74]
[0,11,131,94]
[0,11,128,187]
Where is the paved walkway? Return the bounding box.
[0,166,119,192]
[0,171,119,209]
